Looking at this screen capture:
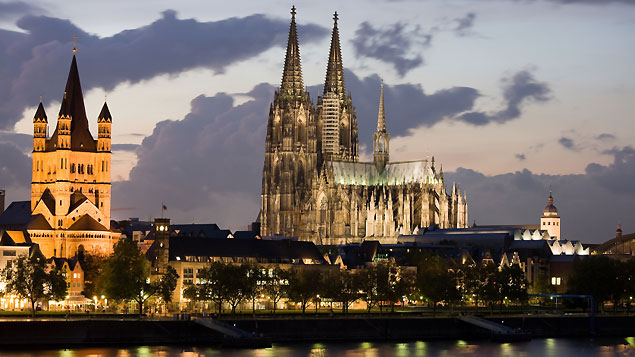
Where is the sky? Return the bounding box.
[0,0,633,243]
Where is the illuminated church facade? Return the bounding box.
[261,9,468,244]
[27,52,120,258]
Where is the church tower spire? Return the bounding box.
[280,6,304,100]
[373,80,389,173]
[324,11,345,97]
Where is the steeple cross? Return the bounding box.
[72,35,78,53]
[291,5,296,18]
[333,11,338,23]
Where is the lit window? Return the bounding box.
[551,277,556,285]
[556,277,561,286]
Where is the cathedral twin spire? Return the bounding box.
[324,12,345,97]
[280,6,304,100]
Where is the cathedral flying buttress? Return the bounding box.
[261,8,468,244]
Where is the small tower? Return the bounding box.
[540,190,561,240]
[97,101,112,152]
[153,218,170,275]
[616,224,623,238]
[373,81,389,173]
[57,91,72,150]
[33,100,48,152]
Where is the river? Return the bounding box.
[2,338,634,356]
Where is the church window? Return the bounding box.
[548,222,551,225]
[101,161,104,171]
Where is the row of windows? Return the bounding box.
[543,221,559,226]
[34,160,109,174]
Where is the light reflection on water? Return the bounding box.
[1,338,634,357]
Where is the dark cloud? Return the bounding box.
[586,146,635,195]
[456,70,551,126]
[445,147,635,243]
[454,12,477,37]
[111,144,139,152]
[351,22,432,76]
[309,69,480,149]
[0,141,31,207]
[515,153,526,161]
[545,0,635,5]
[0,1,43,19]
[0,131,32,152]
[596,133,616,141]
[558,136,577,150]
[112,84,272,226]
[0,11,328,130]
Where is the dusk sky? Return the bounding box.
[0,0,633,243]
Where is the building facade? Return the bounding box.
[27,52,120,258]
[261,9,468,245]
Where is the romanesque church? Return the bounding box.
[260,8,469,244]
[0,51,121,259]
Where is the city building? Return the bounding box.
[0,51,121,259]
[260,8,468,246]
[147,218,334,305]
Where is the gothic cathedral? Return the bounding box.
[261,8,469,244]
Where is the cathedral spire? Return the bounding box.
[280,6,304,100]
[324,11,345,97]
[377,80,386,133]
[373,80,389,173]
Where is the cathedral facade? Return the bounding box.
[261,9,468,244]
[28,52,120,258]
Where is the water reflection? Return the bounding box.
[4,338,635,357]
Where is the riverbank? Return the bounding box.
[0,315,633,348]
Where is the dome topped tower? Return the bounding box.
[540,190,561,240]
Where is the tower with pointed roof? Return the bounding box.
[373,81,389,173]
[261,7,318,237]
[318,12,359,162]
[29,51,118,258]
[540,190,560,240]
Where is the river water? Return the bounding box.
[2,338,634,356]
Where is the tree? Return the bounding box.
[416,256,460,315]
[81,254,106,299]
[156,266,179,305]
[498,265,528,307]
[357,265,381,312]
[567,256,619,312]
[225,264,250,314]
[99,238,177,316]
[1,254,67,317]
[263,267,288,313]
[243,264,263,315]
[287,268,322,314]
[321,269,359,313]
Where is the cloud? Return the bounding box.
[558,136,577,151]
[515,153,526,161]
[351,22,432,76]
[596,133,616,141]
[0,11,328,130]
[455,70,551,126]
[307,69,480,149]
[112,83,272,226]
[544,0,635,5]
[112,144,139,152]
[445,147,635,243]
[0,141,31,200]
[454,12,477,37]
[586,146,635,195]
[0,1,43,19]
